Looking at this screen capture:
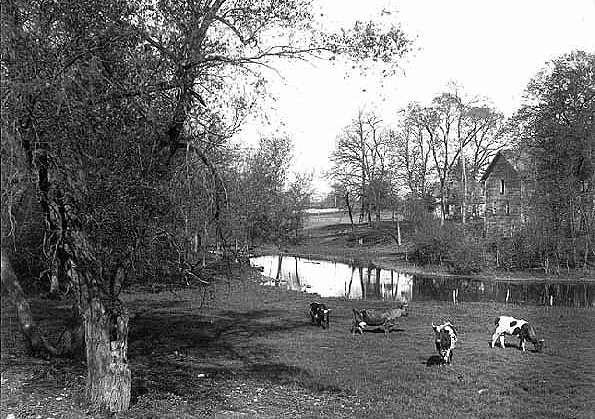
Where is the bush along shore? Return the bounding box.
[262,220,595,282]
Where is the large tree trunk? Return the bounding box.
[1,248,57,357]
[31,140,132,411]
[83,296,131,411]
[67,235,132,412]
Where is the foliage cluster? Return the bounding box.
[514,50,595,271]
[410,220,485,275]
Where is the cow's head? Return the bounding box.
[318,308,330,329]
[351,309,365,334]
[352,309,364,323]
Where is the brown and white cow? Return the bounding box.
[491,316,544,352]
[432,322,458,364]
[351,305,408,335]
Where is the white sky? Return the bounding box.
[236,0,595,196]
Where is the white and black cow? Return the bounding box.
[491,316,544,352]
[309,302,330,329]
[432,322,458,364]
[351,306,408,335]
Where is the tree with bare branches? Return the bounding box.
[330,109,398,225]
[1,0,411,411]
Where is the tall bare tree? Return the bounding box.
[330,109,397,225]
[414,89,507,223]
[392,103,433,197]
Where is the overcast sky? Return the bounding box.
[237,0,595,195]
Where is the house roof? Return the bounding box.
[480,149,529,182]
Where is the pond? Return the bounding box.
[250,254,595,308]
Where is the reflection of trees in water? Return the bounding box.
[356,266,413,302]
[250,255,594,307]
[413,276,595,307]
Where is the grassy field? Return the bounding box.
[2,271,594,418]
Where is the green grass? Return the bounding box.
[3,275,594,418]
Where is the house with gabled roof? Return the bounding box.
[480,150,529,237]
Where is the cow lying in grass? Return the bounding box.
[351,305,408,335]
[309,302,330,329]
[491,316,544,352]
[432,322,458,364]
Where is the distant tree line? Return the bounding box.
[330,84,509,229]
[329,51,595,274]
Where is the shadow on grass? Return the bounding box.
[425,355,445,367]
[128,308,336,405]
[490,341,523,350]
[356,327,405,334]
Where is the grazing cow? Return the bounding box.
[309,302,330,329]
[351,306,408,335]
[491,316,544,352]
[432,322,458,364]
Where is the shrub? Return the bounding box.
[410,221,485,274]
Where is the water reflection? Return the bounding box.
[250,254,595,307]
[251,255,412,302]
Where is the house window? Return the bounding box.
[500,179,505,195]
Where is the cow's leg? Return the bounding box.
[499,335,505,349]
[520,338,526,351]
[490,332,501,348]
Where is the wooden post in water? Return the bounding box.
[346,267,355,299]
[359,267,365,299]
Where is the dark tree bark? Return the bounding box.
[345,192,355,231]
[1,248,57,357]
[83,297,130,411]
[63,233,131,411]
